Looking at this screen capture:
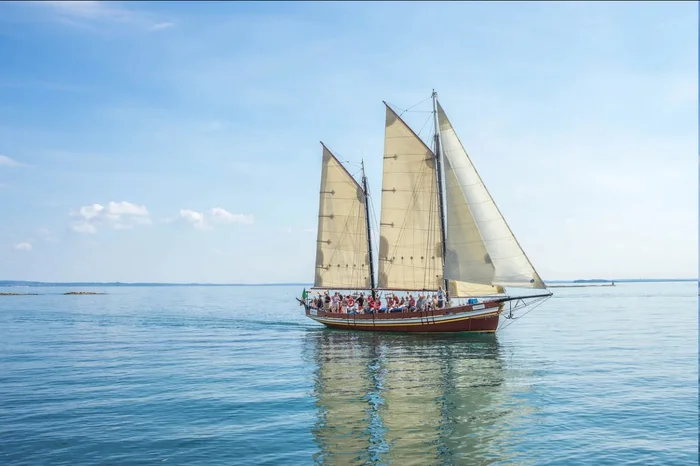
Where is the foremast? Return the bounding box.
[431,90,450,302]
[361,160,377,298]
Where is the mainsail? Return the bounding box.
[436,101,546,289]
[377,104,444,291]
[314,144,371,289]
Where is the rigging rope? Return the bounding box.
[496,296,551,333]
[396,95,432,117]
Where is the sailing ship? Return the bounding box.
[298,91,552,333]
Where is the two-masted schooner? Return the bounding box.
[298,91,552,333]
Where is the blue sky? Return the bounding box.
[0,1,696,283]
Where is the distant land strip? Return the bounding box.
[0,279,697,288]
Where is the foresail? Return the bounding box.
[314,144,371,289]
[447,280,504,298]
[443,152,497,286]
[378,104,443,291]
[437,102,546,289]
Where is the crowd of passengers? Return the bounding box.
[309,287,455,314]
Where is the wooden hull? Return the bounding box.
[303,301,503,333]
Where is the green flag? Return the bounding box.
[302,288,308,300]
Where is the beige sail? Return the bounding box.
[437,102,546,289]
[314,144,371,289]
[448,280,504,298]
[377,104,443,291]
[443,151,498,287]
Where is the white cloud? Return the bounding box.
[179,209,209,230]
[0,155,22,167]
[209,207,254,225]
[69,201,151,233]
[179,207,254,230]
[14,242,32,252]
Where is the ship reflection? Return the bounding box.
[303,329,533,465]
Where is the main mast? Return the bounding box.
[432,90,450,300]
[361,160,377,298]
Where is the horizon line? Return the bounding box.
[0,278,697,287]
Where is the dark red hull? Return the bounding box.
[304,301,503,333]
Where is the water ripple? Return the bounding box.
[0,282,696,465]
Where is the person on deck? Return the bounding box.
[346,295,355,313]
[408,294,416,312]
[437,287,445,309]
[416,295,425,312]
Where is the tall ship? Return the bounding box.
[298,91,552,333]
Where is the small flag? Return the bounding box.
[302,288,308,300]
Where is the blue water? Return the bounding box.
[0,282,696,465]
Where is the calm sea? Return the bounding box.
[0,282,696,465]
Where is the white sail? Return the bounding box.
[314,144,371,289]
[378,104,443,291]
[443,152,498,286]
[437,101,546,289]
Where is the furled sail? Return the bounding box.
[314,144,371,289]
[447,280,503,298]
[437,102,546,289]
[377,104,443,291]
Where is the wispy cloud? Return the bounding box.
[37,1,176,32]
[69,201,151,234]
[14,242,32,252]
[179,207,254,230]
[0,155,23,167]
[150,22,175,31]
[37,227,60,243]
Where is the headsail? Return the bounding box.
[314,144,371,289]
[437,101,546,289]
[377,104,444,291]
[443,153,498,287]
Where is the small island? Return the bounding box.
[63,291,106,295]
[0,292,40,296]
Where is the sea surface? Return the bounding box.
[0,282,696,465]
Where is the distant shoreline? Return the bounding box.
[0,279,696,288]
